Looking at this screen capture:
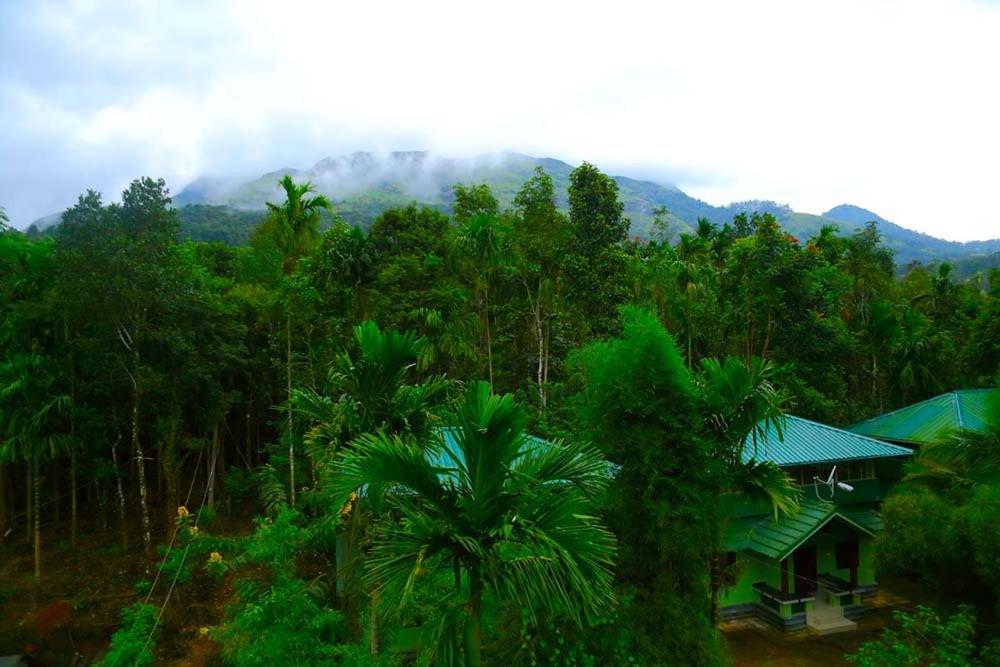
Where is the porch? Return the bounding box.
[720,499,880,632]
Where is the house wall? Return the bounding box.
[801,528,875,587]
[722,531,876,611]
[720,553,780,607]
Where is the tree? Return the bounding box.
[57,178,183,553]
[0,353,70,582]
[511,168,569,408]
[258,175,333,507]
[293,321,449,648]
[564,163,630,338]
[571,307,721,664]
[330,381,616,666]
[453,184,508,388]
[697,356,799,620]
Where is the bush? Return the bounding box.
[99,603,159,667]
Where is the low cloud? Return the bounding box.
[1,0,998,240]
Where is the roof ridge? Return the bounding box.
[852,393,946,425]
[786,414,907,449]
[852,389,992,428]
[952,392,964,429]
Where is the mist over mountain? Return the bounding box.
[34,152,1000,267]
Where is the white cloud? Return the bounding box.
[0,0,998,240]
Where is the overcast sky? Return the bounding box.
[2,0,999,240]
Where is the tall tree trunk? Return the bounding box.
[287,307,296,508]
[111,434,129,549]
[131,378,152,554]
[464,569,483,667]
[0,463,9,539]
[525,280,546,410]
[53,461,60,523]
[70,327,78,548]
[163,423,179,542]
[70,449,77,548]
[483,285,493,388]
[33,455,41,583]
[208,423,220,508]
[369,592,380,656]
[25,465,32,543]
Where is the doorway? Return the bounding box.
[793,546,818,596]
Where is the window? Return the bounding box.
[844,461,875,480]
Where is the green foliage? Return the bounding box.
[847,605,978,667]
[216,576,349,667]
[570,307,721,665]
[331,381,617,665]
[99,603,159,667]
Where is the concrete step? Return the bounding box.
[807,612,857,635]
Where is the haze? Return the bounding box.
[2,0,998,241]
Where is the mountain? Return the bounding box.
[32,152,1000,268]
[173,152,721,241]
[821,204,1000,264]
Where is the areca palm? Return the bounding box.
[330,382,616,666]
[263,175,333,507]
[698,356,800,620]
[293,320,449,648]
[454,213,509,387]
[0,352,71,582]
[293,321,450,456]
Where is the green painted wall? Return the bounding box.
[722,530,876,610]
[719,554,779,607]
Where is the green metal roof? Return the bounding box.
[848,390,995,446]
[724,499,877,560]
[742,415,913,467]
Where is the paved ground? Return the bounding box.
[721,589,914,666]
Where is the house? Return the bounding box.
[719,416,911,633]
[847,389,993,447]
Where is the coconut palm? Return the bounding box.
[330,381,616,666]
[262,175,333,507]
[698,356,800,621]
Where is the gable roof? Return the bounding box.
[742,415,913,467]
[847,390,994,446]
[724,499,877,560]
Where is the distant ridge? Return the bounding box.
[31,152,1000,267]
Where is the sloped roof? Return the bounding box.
[847,390,994,446]
[724,499,877,560]
[742,415,913,467]
[430,427,552,468]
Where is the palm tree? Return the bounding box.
[698,356,801,621]
[292,321,449,649]
[330,382,616,666]
[0,352,71,582]
[454,213,508,387]
[263,175,333,507]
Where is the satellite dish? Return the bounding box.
[813,465,852,502]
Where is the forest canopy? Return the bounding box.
[1,164,999,665]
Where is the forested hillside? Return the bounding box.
[31,153,1000,267]
[2,163,999,665]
